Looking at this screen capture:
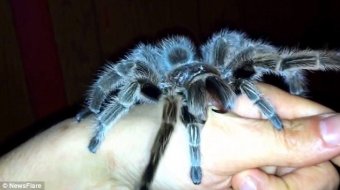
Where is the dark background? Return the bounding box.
[1,0,340,185]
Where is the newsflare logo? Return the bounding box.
[0,182,44,189]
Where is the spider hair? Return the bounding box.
[77,29,340,189]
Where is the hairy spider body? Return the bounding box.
[77,29,340,189]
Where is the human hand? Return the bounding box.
[229,86,340,190]
[104,83,340,189]
[1,84,339,190]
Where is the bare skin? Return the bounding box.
[0,84,339,190]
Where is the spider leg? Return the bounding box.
[187,80,208,121]
[201,30,249,65]
[182,75,236,185]
[88,82,139,153]
[283,70,307,96]
[140,96,178,190]
[237,79,283,130]
[229,46,276,69]
[76,108,91,122]
[205,75,236,111]
[89,71,123,113]
[76,63,125,122]
[181,105,203,185]
[183,80,206,185]
[213,45,276,82]
[209,37,229,66]
[251,51,340,95]
[89,61,161,153]
[276,51,340,95]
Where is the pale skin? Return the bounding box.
[0,84,340,190]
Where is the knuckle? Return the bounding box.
[279,120,304,159]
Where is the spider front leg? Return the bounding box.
[140,95,178,190]
[181,105,203,185]
[183,76,236,185]
[184,79,207,185]
[236,79,283,130]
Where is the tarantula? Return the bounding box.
[76,29,340,189]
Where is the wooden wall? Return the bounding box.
[0,0,34,146]
[1,0,340,152]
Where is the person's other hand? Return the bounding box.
[228,85,340,190]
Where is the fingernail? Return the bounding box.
[320,114,340,146]
[240,176,257,190]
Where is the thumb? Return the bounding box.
[203,112,340,172]
[231,162,339,190]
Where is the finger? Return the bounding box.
[231,162,339,190]
[232,83,333,119]
[332,156,340,167]
[203,112,340,172]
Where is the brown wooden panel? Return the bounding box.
[94,0,200,59]
[48,0,103,105]
[0,1,33,144]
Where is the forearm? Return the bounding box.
[0,119,110,189]
[0,104,166,189]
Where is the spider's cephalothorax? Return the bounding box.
[76,29,340,190]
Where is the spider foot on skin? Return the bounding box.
[191,166,202,185]
[88,137,100,153]
[269,114,283,131]
[76,108,92,123]
[88,123,105,153]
